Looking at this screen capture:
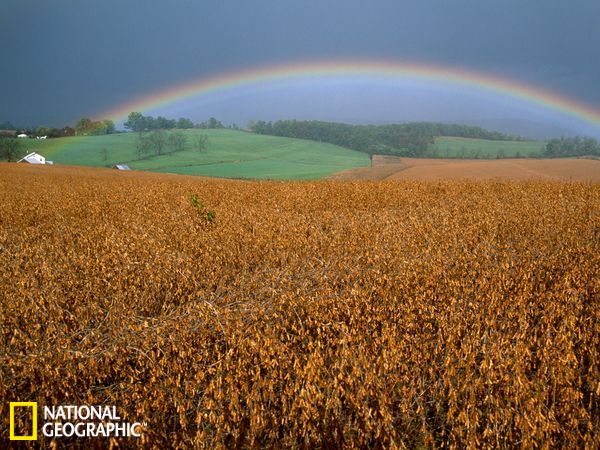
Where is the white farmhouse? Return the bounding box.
[17,152,47,164]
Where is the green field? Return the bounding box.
[13,131,546,179]
[17,129,370,179]
[431,136,545,158]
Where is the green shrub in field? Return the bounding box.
[190,193,216,223]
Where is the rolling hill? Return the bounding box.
[16,129,370,180]
[15,128,587,181]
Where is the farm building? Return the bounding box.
[17,152,48,164]
[113,164,131,170]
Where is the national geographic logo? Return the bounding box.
[8,402,145,441]
[9,402,37,441]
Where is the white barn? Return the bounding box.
[17,152,47,164]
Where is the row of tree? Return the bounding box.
[135,130,208,159]
[544,136,599,157]
[136,130,186,158]
[124,112,224,132]
[125,113,191,132]
[249,120,522,156]
[74,118,115,136]
[0,120,77,139]
[2,113,229,139]
[0,118,114,138]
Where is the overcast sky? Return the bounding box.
[2,0,600,136]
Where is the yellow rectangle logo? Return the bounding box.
[9,402,37,441]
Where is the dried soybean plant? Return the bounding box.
[0,164,598,448]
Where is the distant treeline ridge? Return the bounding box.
[544,136,600,157]
[124,112,227,132]
[0,113,231,139]
[249,120,524,157]
[249,120,600,158]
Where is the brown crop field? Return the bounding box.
[330,156,600,181]
[1,163,598,448]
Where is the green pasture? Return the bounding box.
[17,129,370,180]
[12,131,547,179]
[431,137,545,158]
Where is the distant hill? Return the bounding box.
[249,120,530,157]
[454,118,579,141]
[9,129,370,180]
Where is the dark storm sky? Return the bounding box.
[2,0,599,132]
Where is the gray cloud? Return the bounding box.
[1,0,599,133]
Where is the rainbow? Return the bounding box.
[99,59,600,129]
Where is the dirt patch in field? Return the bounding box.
[328,155,407,180]
[330,156,600,181]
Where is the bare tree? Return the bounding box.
[168,132,187,153]
[194,134,209,152]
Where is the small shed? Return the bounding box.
[17,152,46,164]
[113,164,131,170]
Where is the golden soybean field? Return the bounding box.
[1,163,598,448]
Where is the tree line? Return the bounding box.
[124,112,224,132]
[134,130,208,159]
[74,118,115,136]
[0,118,114,138]
[0,113,227,140]
[1,120,76,138]
[123,112,215,160]
[249,120,524,156]
[543,136,599,157]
